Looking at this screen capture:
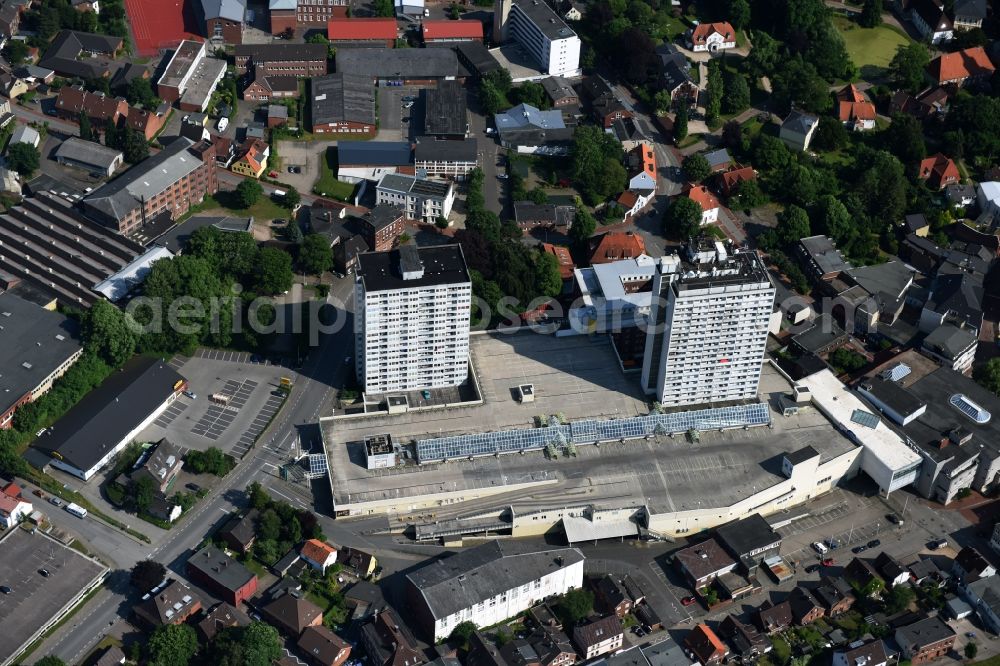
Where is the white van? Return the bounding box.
[812,541,829,555]
[65,503,88,519]
[216,117,229,132]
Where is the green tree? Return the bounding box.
[450,621,478,647]
[653,90,672,116]
[247,481,270,510]
[705,60,724,123]
[122,128,149,164]
[299,234,333,275]
[126,77,157,108]
[286,220,303,244]
[811,195,854,245]
[130,559,167,593]
[570,125,626,204]
[674,103,688,142]
[754,135,792,171]
[884,583,915,614]
[770,57,831,114]
[966,643,978,660]
[730,178,767,210]
[533,250,563,298]
[556,588,594,625]
[746,31,780,79]
[569,207,596,244]
[6,142,39,177]
[664,196,703,240]
[783,164,819,207]
[722,71,751,115]
[859,0,882,27]
[372,0,394,16]
[776,205,811,245]
[953,26,987,49]
[0,432,27,477]
[78,111,93,142]
[510,81,549,109]
[147,624,198,666]
[812,116,849,152]
[255,247,293,295]
[526,187,548,205]
[882,113,926,166]
[2,39,29,65]
[81,299,137,367]
[283,186,301,209]
[728,0,751,29]
[889,42,930,93]
[975,358,1000,395]
[34,657,66,666]
[235,180,263,208]
[831,348,868,374]
[187,225,260,280]
[682,153,711,183]
[207,622,283,666]
[479,80,507,115]
[130,475,155,513]
[185,447,234,476]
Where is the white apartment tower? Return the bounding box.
[641,240,775,407]
[355,245,472,394]
[495,0,581,77]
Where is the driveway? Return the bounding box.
[276,140,324,193]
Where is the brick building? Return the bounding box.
[186,545,259,606]
[326,17,397,47]
[199,0,247,44]
[310,73,376,135]
[82,137,218,236]
[234,43,328,77]
[54,86,128,127]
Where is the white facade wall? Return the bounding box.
[375,183,455,223]
[50,392,179,481]
[644,269,775,407]
[414,159,477,180]
[431,558,584,642]
[356,279,472,393]
[507,3,581,76]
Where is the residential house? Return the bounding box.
[871,553,910,589]
[894,616,956,664]
[301,539,338,573]
[715,513,782,573]
[978,181,1000,218]
[582,76,632,129]
[779,111,819,152]
[798,235,851,282]
[513,202,575,231]
[704,148,732,174]
[918,154,960,190]
[845,558,883,594]
[540,76,579,109]
[627,143,657,191]
[789,587,824,625]
[186,545,259,606]
[219,509,258,553]
[94,646,126,666]
[919,272,983,336]
[231,139,269,178]
[836,84,876,131]
[962,576,1000,633]
[904,213,930,237]
[540,243,576,282]
[54,86,128,127]
[375,173,454,224]
[594,575,632,618]
[268,104,289,128]
[524,627,576,666]
[657,43,698,106]
[927,47,995,86]
[39,30,122,80]
[590,230,647,265]
[494,103,573,155]
[615,190,654,222]
[0,0,21,38]
[572,615,623,660]
[344,580,384,620]
[910,559,944,587]
[922,323,977,373]
[360,608,426,666]
[686,22,736,52]
[9,125,39,148]
[684,184,720,225]
[890,86,950,119]
[262,591,324,637]
[0,482,31,528]
[684,624,729,666]
[197,602,251,642]
[952,0,986,29]
[953,546,996,583]
[756,600,793,634]
[674,538,737,588]
[910,0,953,43]
[299,626,352,666]
[133,579,203,628]
[413,138,478,181]
[718,165,756,198]
[946,182,976,208]
[199,0,247,44]
[339,546,378,579]
[126,105,169,141]
[832,640,888,666]
[613,116,651,151]
[0,72,29,99]
[718,615,771,661]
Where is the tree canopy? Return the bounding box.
[664,196,703,240]
[81,299,137,367]
[682,154,711,184]
[570,126,626,205]
[147,624,198,666]
[235,180,264,209]
[299,234,333,275]
[6,142,39,177]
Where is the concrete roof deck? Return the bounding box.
[324,335,855,516]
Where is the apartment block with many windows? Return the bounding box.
[354,245,471,394]
[498,0,581,77]
[641,238,775,408]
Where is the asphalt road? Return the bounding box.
[35,281,354,664]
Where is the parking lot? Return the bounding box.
[138,350,290,457]
[0,529,108,666]
[274,140,322,193]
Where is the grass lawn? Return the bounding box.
[832,15,910,70]
[204,192,290,221]
[313,148,357,201]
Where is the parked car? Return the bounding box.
[681,596,696,606]
[812,541,829,555]
[887,513,903,525]
[966,632,977,638]
[930,538,949,550]
[38,568,49,577]
[0,585,10,594]
[183,390,197,399]
[852,545,867,554]
[186,483,201,493]
[867,539,881,548]
[402,95,415,102]
[825,539,839,549]
[804,564,821,573]
[821,558,835,566]
[49,497,63,507]
[32,489,44,498]
[268,171,278,178]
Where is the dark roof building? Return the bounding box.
[757,600,793,634]
[197,602,252,642]
[186,545,259,606]
[572,615,623,659]
[715,514,781,569]
[338,142,412,167]
[360,608,426,666]
[789,587,824,625]
[39,30,122,79]
[299,625,352,666]
[133,580,203,627]
[719,615,770,658]
[262,591,324,636]
[335,48,462,82]
[453,41,501,79]
[798,235,851,281]
[219,509,259,553]
[0,293,82,430]
[675,538,737,588]
[358,245,470,293]
[894,616,956,663]
[310,73,376,133]
[814,576,855,615]
[32,357,184,481]
[423,81,467,137]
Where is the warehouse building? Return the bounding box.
[54,137,124,178]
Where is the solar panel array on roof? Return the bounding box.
[850,409,880,429]
[415,403,770,463]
